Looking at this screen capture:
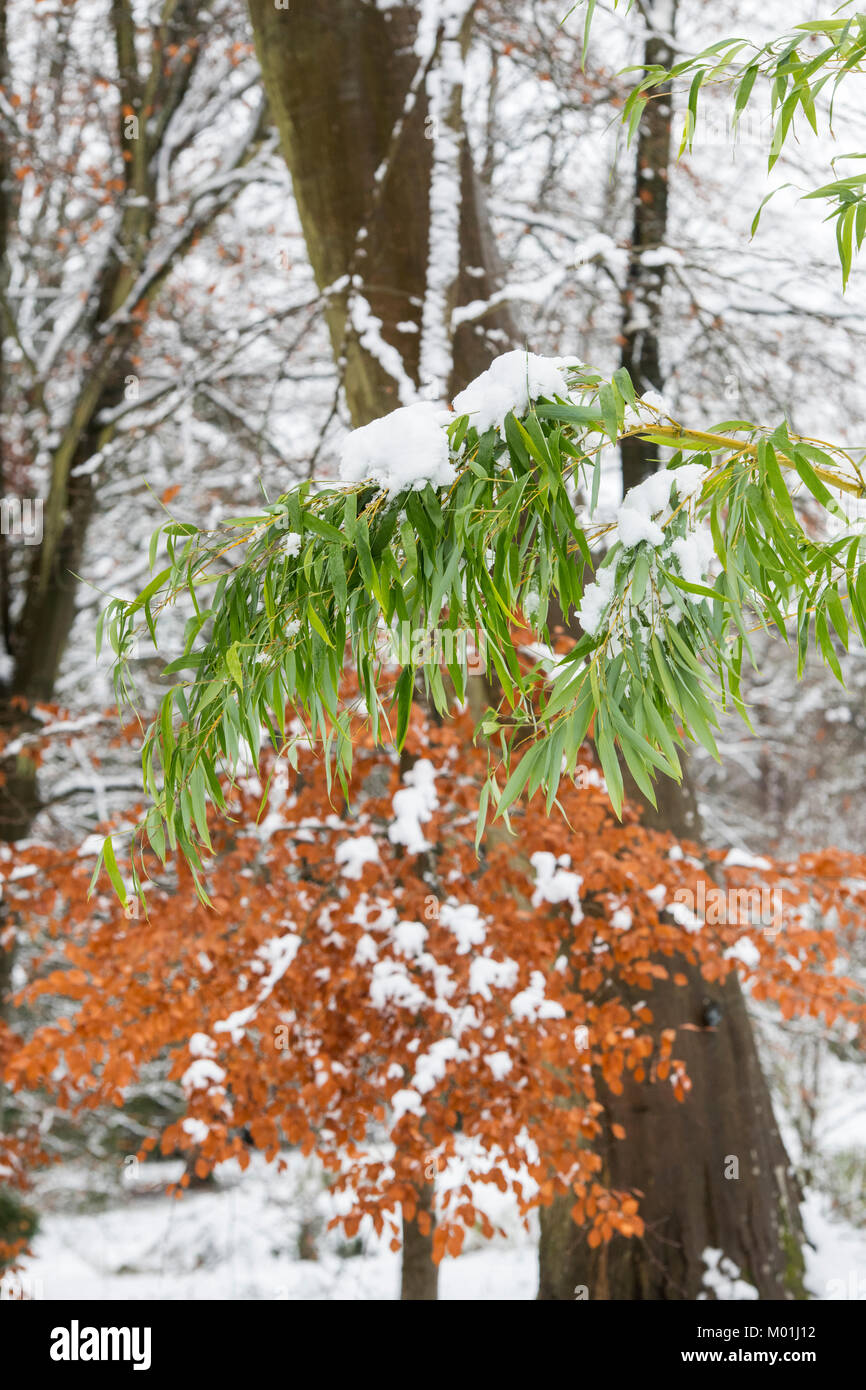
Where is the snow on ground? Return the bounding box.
[10,1152,864,1301]
[13,1154,538,1301]
[803,1191,866,1302]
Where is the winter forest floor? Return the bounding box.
[7,1154,865,1302]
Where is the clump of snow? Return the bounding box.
[339,402,455,496]
[181,1058,226,1095]
[469,955,519,1000]
[413,1038,462,1094]
[388,758,438,854]
[523,588,541,620]
[182,1118,210,1145]
[530,851,583,925]
[511,971,566,1022]
[725,936,761,969]
[393,920,428,958]
[370,959,428,1011]
[825,705,852,723]
[334,835,380,880]
[699,1247,759,1301]
[391,1088,424,1122]
[440,900,487,953]
[577,563,616,636]
[257,932,303,985]
[281,532,303,558]
[573,231,624,275]
[617,506,665,548]
[623,387,669,427]
[485,1051,513,1080]
[724,848,773,870]
[668,463,708,501]
[670,529,715,586]
[669,891,704,933]
[213,1005,256,1046]
[616,464,708,552]
[639,247,682,269]
[616,469,675,549]
[354,932,378,965]
[452,349,578,436]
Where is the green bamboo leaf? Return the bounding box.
[599,383,619,444]
[101,836,128,907]
[595,724,624,818]
[226,642,244,688]
[306,602,335,648]
[394,666,414,750]
[190,762,213,852]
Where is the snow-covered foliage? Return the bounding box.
[3,0,866,1304]
[340,403,455,494]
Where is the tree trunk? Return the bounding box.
[620,1,678,495]
[400,1181,439,1300]
[248,0,514,428]
[539,771,805,1299]
[538,956,805,1300]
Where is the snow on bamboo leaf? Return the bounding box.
[96,351,866,904]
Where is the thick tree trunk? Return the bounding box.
[248,0,513,428]
[539,772,805,1299]
[538,958,805,1300]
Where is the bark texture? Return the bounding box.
[538,954,805,1299]
[620,5,677,495]
[248,0,513,426]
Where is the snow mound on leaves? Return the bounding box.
[339,401,455,496]
[452,349,579,435]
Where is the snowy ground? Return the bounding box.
[5,1154,538,1301]
[4,1154,863,1301]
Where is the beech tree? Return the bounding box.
[7,673,866,1287]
